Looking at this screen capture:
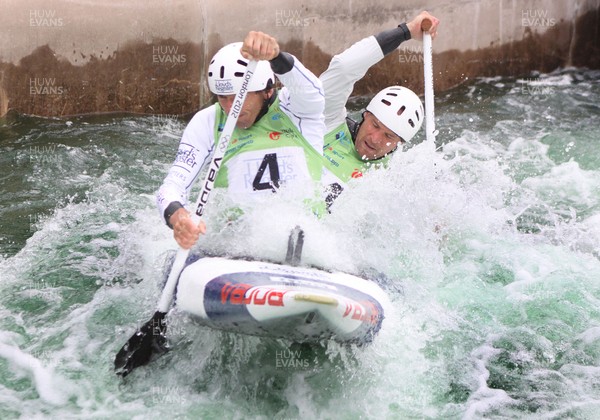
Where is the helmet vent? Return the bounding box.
[387,92,398,97]
[397,105,406,116]
[219,66,225,78]
[415,110,420,120]
[381,99,392,106]
[408,119,415,128]
[237,59,248,67]
[234,72,244,77]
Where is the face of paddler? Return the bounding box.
[217,89,273,129]
[354,111,405,160]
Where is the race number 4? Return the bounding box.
[252,153,280,192]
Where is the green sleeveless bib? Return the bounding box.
[213,96,323,192]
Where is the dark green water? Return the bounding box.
[1,68,600,418]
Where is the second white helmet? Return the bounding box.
[207,42,275,95]
[366,86,424,143]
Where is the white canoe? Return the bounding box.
[175,256,391,344]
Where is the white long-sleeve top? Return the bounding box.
[320,35,384,133]
[156,55,325,224]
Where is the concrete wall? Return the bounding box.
[0,0,598,117]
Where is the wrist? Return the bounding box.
[269,51,294,74]
[165,202,185,228]
[398,22,412,41]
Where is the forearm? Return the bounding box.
[322,23,412,88]
[320,36,383,131]
[156,108,216,227]
[374,23,411,56]
[269,51,294,74]
[157,190,184,228]
[320,24,412,131]
[156,172,195,227]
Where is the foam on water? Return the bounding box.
[0,335,73,407]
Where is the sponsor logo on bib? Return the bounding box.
[351,169,363,178]
[336,130,352,147]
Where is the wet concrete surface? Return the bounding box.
[0,7,598,118]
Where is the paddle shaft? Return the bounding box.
[421,18,436,143]
[114,60,259,377]
[157,60,258,313]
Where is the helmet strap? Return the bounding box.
[346,115,361,143]
[253,89,276,124]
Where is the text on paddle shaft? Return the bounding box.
[221,282,285,306]
[231,69,254,119]
[196,157,221,216]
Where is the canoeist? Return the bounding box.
[320,11,440,207]
[156,31,326,249]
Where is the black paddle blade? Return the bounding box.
[114,311,169,377]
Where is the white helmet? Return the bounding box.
[366,86,424,143]
[207,42,274,95]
